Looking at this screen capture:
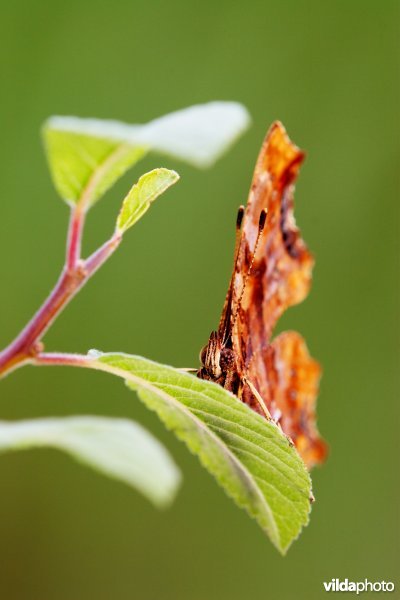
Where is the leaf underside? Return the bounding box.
[0,416,181,507]
[42,101,250,206]
[94,353,312,554]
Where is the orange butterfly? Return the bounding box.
[198,122,327,468]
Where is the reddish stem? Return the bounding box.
[66,205,85,270]
[34,352,91,368]
[0,205,121,379]
[85,232,122,277]
[0,268,84,377]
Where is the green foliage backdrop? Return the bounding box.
[0,1,398,599]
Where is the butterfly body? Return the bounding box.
[199,331,240,393]
[198,121,327,469]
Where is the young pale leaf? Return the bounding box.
[91,353,312,554]
[43,101,250,207]
[43,128,147,208]
[117,168,179,234]
[0,416,181,508]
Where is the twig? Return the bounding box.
[0,204,121,379]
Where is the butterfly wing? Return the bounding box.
[263,332,327,468]
[231,122,326,466]
[232,121,313,355]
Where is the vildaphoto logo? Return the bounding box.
[323,579,395,594]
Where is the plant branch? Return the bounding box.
[0,206,121,379]
[66,205,85,270]
[85,232,122,278]
[33,352,92,369]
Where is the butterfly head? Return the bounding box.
[199,330,222,380]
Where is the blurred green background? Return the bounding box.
[0,1,398,599]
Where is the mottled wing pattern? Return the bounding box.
[232,122,313,358]
[264,332,327,468]
[231,122,327,467]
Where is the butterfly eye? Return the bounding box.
[199,345,208,365]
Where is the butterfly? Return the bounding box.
[198,122,327,468]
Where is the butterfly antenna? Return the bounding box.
[219,206,245,344]
[232,209,267,327]
[233,205,245,263]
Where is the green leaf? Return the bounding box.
[43,101,250,207]
[43,128,146,208]
[117,168,179,234]
[0,416,181,508]
[91,353,312,554]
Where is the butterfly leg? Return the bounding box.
[242,377,273,421]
